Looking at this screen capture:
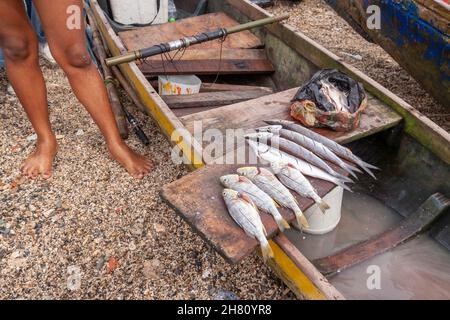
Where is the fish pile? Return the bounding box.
[220,120,379,261]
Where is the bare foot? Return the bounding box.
[21,135,57,180]
[108,142,153,179]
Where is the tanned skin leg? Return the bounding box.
[33,0,152,179]
[0,0,56,179]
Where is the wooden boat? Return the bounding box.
[89,0,450,299]
[324,0,449,108]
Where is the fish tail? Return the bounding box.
[336,173,353,183]
[336,180,353,192]
[317,199,330,214]
[360,160,380,171]
[275,215,290,231]
[346,163,363,174]
[260,238,274,262]
[295,209,310,229]
[358,162,378,180]
[264,120,279,126]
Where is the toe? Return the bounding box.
[42,171,52,179]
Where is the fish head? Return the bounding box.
[237,167,259,179]
[219,174,239,187]
[255,125,282,134]
[270,161,289,174]
[244,131,274,141]
[222,188,238,200]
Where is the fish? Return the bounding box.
[256,125,361,178]
[220,174,290,231]
[237,167,309,229]
[246,139,352,192]
[222,188,274,261]
[265,120,379,178]
[271,161,330,213]
[245,131,352,183]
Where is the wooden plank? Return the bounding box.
[139,59,275,76]
[145,49,269,61]
[274,234,345,300]
[149,80,274,94]
[172,106,223,118]
[181,88,403,147]
[118,12,263,52]
[162,90,271,109]
[160,161,346,264]
[313,193,450,276]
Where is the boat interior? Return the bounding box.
[94,0,450,299]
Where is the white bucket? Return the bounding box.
[158,75,202,96]
[296,186,343,235]
[110,0,168,25]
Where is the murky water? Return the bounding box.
[285,192,450,299]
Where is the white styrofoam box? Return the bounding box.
[110,0,168,25]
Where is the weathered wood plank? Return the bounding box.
[162,90,271,109]
[150,80,274,94]
[181,88,403,148]
[145,49,269,61]
[160,160,346,264]
[139,59,275,76]
[313,193,450,276]
[118,12,263,52]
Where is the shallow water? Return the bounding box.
[286,192,450,299]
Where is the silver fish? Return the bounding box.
[237,167,309,229]
[246,139,352,192]
[220,174,290,231]
[245,131,352,183]
[271,161,330,213]
[265,120,379,178]
[256,125,361,178]
[222,188,274,261]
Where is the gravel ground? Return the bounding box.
[0,0,447,300]
[268,0,449,131]
[0,61,291,299]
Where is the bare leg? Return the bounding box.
[33,0,152,179]
[0,0,56,179]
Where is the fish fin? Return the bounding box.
[238,192,258,210]
[260,239,274,262]
[336,181,353,192]
[273,199,280,208]
[275,216,290,232]
[359,163,378,180]
[318,200,330,214]
[295,209,309,229]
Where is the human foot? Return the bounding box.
[108,142,153,179]
[21,135,57,179]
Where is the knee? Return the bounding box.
[2,36,35,62]
[63,44,92,69]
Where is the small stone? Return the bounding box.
[56,134,64,140]
[26,134,37,142]
[153,223,166,234]
[43,209,55,218]
[201,268,211,279]
[29,204,37,212]
[95,255,106,271]
[128,242,137,251]
[55,199,62,209]
[142,259,161,279]
[213,289,239,300]
[75,129,84,136]
[106,257,119,273]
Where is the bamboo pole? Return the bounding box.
[86,8,129,139]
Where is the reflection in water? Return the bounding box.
[285,192,450,299]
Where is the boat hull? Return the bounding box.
[325,0,449,108]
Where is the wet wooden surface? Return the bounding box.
[119,12,263,51]
[181,88,403,146]
[161,160,343,264]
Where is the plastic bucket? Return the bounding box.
[110,0,168,25]
[158,75,202,96]
[302,186,343,235]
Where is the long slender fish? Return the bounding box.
[220,174,290,231]
[246,139,352,192]
[222,188,274,261]
[245,131,352,183]
[265,120,379,178]
[270,161,330,213]
[256,125,361,178]
[237,167,309,229]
